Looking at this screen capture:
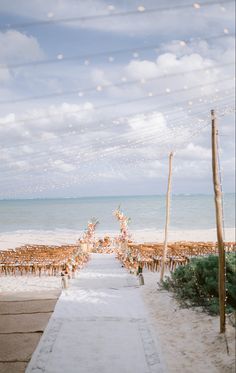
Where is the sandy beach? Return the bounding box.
[0,235,235,372]
[141,270,236,373]
[0,228,235,251]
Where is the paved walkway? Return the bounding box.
[26,254,165,373]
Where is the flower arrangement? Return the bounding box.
[113,206,131,242]
[83,217,99,244]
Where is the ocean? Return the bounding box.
[0,194,235,234]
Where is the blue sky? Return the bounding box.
[0,0,235,198]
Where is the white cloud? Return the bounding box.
[53,159,76,172]
[0,30,44,63]
[91,68,111,85]
[13,160,30,171]
[125,60,160,80]
[0,64,11,82]
[177,143,211,160]
[173,160,211,179]
[0,30,44,83]
[125,52,214,80]
[21,145,34,154]
[221,157,235,177]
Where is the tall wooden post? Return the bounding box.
[211,109,226,333]
[160,152,173,281]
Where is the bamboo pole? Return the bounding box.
[211,109,226,333]
[160,152,173,281]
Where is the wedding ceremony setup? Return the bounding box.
[0,0,235,372]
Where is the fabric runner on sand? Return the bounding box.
[26,253,165,373]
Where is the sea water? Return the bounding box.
[0,194,235,234]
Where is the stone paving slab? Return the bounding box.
[0,299,57,315]
[0,313,52,333]
[0,362,27,373]
[0,334,41,362]
[0,292,59,373]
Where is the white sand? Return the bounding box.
[133,228,235,243]
[0,275,62,294]
[141,270,236,373]
[0,228,235,250]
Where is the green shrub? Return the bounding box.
[162,253,236,315]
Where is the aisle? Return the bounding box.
[26,254,165,373]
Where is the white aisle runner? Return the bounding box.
[26,254,165,373]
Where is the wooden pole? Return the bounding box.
[160,152,173,281]
[211,109,226,333]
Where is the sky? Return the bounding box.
[0,0,235,199]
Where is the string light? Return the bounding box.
[107,5,115,11]
[2,77,233,126]
[137,5,146,12]
[2,0,233,32]
[0,107,233,196]
[3,62,233,106]
[2,34,233,71]
[1,99,234,174]
[1,92,232,163]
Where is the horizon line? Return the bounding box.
[0,192,235,201]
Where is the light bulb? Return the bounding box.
[137,5,145,12]
[108,5,115,11]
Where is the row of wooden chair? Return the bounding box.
[0,244,89,277]
[116,241,236,273]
